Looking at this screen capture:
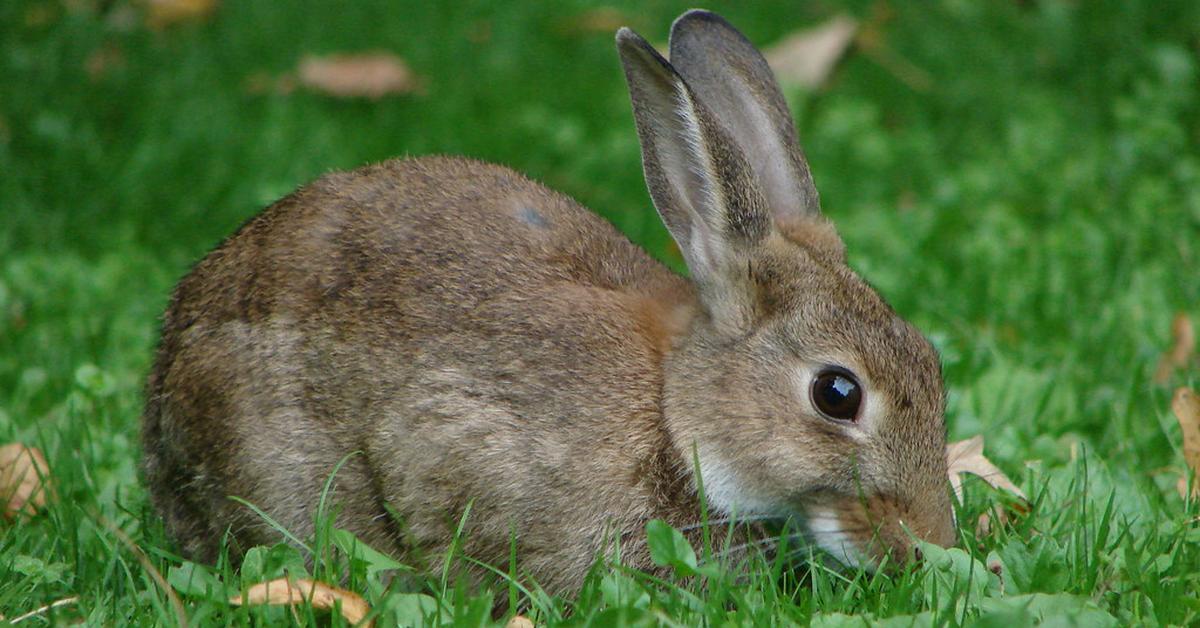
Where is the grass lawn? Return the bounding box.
[2,0,1199,624]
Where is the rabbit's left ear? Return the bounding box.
[617,27,775,332]
[669,10,821,222]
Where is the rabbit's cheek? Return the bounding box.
[693,447,777,515]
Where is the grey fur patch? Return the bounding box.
[518,205,550,229]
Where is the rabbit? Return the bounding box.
[141,9,955,596]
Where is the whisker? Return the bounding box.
[673,513,787,533]
[808,526,871,538]
[715,523,815,557]
[713,535,793,560]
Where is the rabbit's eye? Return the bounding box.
[811,369,862,422]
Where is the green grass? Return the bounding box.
[2,0,1199,624]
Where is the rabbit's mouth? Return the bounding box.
[796,491,956,570]
[802,506,870,569]
[667,502,933,573]
[690,511,873,571]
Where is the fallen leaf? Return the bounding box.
[946,435,1027,502]
[947,436,1028,536]
[466,20,492,44]
[105,4,141,33]
[297,53,420,99]
[763,14,858,89]
[555,7,635,35]
[506,615,535,628]
[976,510,994,536]
[1172,387,1200,498]
[231,578,372,626]
[0,443,52,520]
[85,44,125,82]
[8,300,26,330]
[144,0,218,30]
[24,3,59,28]
[242,72,296,96]
[63,0,101,15]
[852,2,932,92]
[1154,313,1194,384]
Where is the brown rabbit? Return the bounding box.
[142,10,955,595]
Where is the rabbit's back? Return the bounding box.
[142,156,698,590]
[168,156,686,330]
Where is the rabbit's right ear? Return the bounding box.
[667,10,821,221]
[617,28,772,331]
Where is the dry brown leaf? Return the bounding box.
[976,511,994,537]
[85,44,126,82]
[763,15,858,89]
[297,53,420,100]
[854,2,932,92]
[230,578,372,626]
[947,436,1027,535]
[506,615,536,628]
[1173,387,1200,498]
[555,7,634,35]
[946,435,1027,502]
[467,20,492,44]
[1154,313,1195,384]
[242,72,297,96]
[24,3,59,28]
[0,443,52,520]
[975,508,1018,537]
[106,4,141,33]
[63,0,101,15]
[144,0,218,30]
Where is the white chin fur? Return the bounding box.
[696,452,775,516]
[808,509,863,569]
[697,455,868,570]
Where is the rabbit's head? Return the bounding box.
[618,11,955,567]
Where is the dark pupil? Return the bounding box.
[814,372,861,420]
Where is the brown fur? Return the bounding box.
[142,11,954,597]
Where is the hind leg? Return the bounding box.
[146,398,400,562]
[144,321,399,563]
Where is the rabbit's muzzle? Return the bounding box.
[804,492,956,569]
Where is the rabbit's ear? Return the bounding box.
[668,10,820,221]
[617,27,773,329]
